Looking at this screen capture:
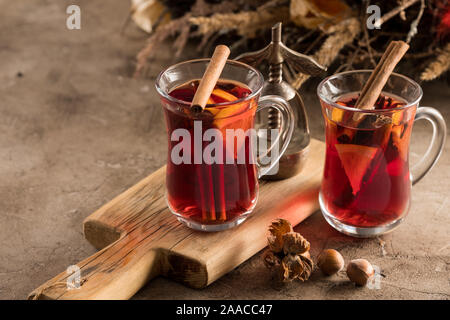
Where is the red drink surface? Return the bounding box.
[321,93,414,227]
[165,80,257,225]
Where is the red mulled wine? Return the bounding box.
[321,93,414,227]
[165,79,258,225]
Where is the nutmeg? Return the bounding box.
[317,249,344,276]
[346,259,375,286]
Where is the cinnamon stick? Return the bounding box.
[191,45,230,113]
[215,164,227,221]
[355,41,409,111]
[195,164,208,221]
[205,164,217,221]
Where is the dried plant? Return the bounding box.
[131,0,450,84]
[421,42,450,81]
[134,0,241,76]
[189,7,290,37]
[291,17,361,89]
[263,219,314,282]
[135,15,191,76]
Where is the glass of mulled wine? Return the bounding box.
[156,59,295,231]
[317,70,446,237]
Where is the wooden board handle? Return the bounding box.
[28,236,162,300]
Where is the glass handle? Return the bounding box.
[256,95,295,178]
[411,106,447,185]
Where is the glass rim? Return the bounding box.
[155,58,264,108]
[317,69,423,113]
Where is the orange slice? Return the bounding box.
[335,144,378,195]
[391,110,403,125]
[219,104,256,160]
[206,97,220,116]
[331,105,345,123]
[209,89,240,121]
[208,89,250,129]
[212,88,238,102]
[205,88,256,161]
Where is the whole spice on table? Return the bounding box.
[267,218,293,253]
[282,232,310,255]
[262,249,280,269]
[281,253,313,282]
[263,219,313,282]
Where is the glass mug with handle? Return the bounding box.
[317,70,446,237]
[156,59,294,231]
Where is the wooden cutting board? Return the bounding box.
[29,139,324,300]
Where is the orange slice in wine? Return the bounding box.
[208,88,250,127]
[212,88,238,102]
[209,89,239,120]
[335,144,378,195]
[206,97,219,116]
[391,109,405,126]
[206,88,255,160]
[332,104,346,122]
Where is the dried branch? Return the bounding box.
[257,0,289,11]
[420,43,450,81]
[376,0,420,28]
[173,22,191,57]
[135,15,191,77]
[406,0,425,43]
[196,30,215,52]
[190,0,238,16]
[132,0,447,84]
[189,6,290,37]
[335,46,361,73]
[291,17,361,89]
[134,0,240,76]
[398,0,407,21]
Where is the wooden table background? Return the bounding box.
[0,0,448,299]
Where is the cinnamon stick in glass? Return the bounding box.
[191,45,230,222]
[355,40,409,111]
[191,45,231,113]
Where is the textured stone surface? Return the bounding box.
[0,0,448,300]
